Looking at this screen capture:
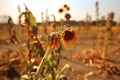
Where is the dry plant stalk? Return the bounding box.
[41,9,49,34]
[95,1,100,54]
[50,14,56,31]
[103,12,114,65]
[96,1,99,27]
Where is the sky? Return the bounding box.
[0,0,120,23]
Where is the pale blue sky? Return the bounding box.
[0,0,120,23]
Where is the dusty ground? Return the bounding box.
[0,24,120,80]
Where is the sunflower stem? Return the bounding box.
[61,21,64,31]
[35,46,50,80]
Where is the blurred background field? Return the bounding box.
[0,0,120,80]
[0,24,120,80]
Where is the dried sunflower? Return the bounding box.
[58,8,64,13]
[63,4,70,11]
[66,6,70,11]
[65,13,71,21]
[62,29,78,47]
[63,4,68,8]
[48,32,61,49]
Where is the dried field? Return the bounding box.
[0,25,120,80]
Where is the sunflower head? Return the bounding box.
[58,8,64,14]
[63,4,68,8]
[62,29,78,47]
[66,6,70,11]
[65,13,71,21]
[63,30,74,40]
[48,32,61,49]
[63,4,70,11]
